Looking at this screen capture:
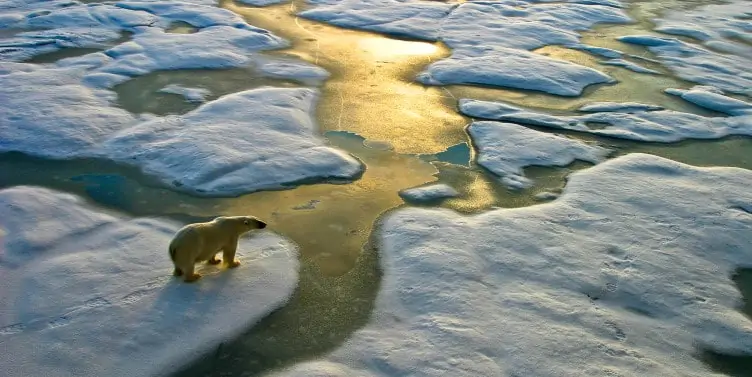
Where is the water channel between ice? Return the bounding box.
[1,0,750,376]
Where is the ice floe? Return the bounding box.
[599,58,660,74]
[0,186,300,377]
[459,97,752,143]
[300,0,631,96]
[270,153,752,377]
[618,34,750,96]
[665,86,752,117]
[0,62,362,196]
[158,83,210,102]
[618,0,751,96]
[578,102,663,113]
[0,64,137,158]
[103,87,364,196]
[468,121,611,189]
[399,183,459,203]
[0,1,288,80]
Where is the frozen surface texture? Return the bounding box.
[578,102,663,113]
[0,62,361,196]
[619,0,751,96]
[0,1,296,82]
[300,0,630,95]
[469,121,610,189]
[270,153,752,377]
[665,86,752,116]
[599,58,660,74]
[0,186,300,377]
[399,183,459,203]
[459,97,752,143]
[104,87,364,196]
[0,64,137,158]
[158,83,211,102]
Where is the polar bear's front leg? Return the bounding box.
[222,241,241,268]
[183,264,202,282]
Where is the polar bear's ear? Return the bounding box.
[243,219,250,225]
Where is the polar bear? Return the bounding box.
[168,216,267,282]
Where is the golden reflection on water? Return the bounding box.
[208,133,439,275]
[222,0,466,155]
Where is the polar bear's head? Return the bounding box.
[216,216,267,233]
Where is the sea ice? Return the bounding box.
[399,183,459,203]
[618,34,750,95]
[269,153,752,377]
[158,83,211,103]
[459,97,752,143]
[578,102,663,113]
[468,121,611,189]
[299,0,630,96]
[0,64,137,158]
[416,47,614,97]
[0,186,300,377]
[0,1,289,81]
[103,87,364,196]
[665,86,752,116]
[599,58,660,75]
[0,62,362,196]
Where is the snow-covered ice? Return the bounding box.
[417,47,615,97]
[618,0,751,97]
[0,62,362,196]
[269,153,752,377]
[0,64,137,158]
[300,0,630,96]
[399,183,459,203]
[459,97,752,143]
[158,83,210,103]
[665,86,752,116]
[578,102,663,113]
[599,58,660,75]
[0,186,300,377]
[103,87,364,196]
[299,0,454,41]
[0,1,292,82]
[618,35,750,96]
[468,121,611,189]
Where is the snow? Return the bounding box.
[253,55,330,85]
[0,0,359,197]
[300,0,631,96]
[237,0,289,6]
[0,186,300,377]
[0,64,137,158]
[93,25,286,80]
[0,1,289,81]
[618,0,752,97]
[0,62,361,196]
[299,0,454,41]
[618,34,750,95]
[270,153,752,377]
[399,183,459,203]
[459,97,752,143]
[468,121,611,189]
[599,58,660,75]
[665,86,752,116]
[416,47,615,97]
[578,102,663,113]
[572,44,622,58]
[158,83,210,103]
[103,87,364,196]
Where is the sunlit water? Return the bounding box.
[1,0,750,375]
